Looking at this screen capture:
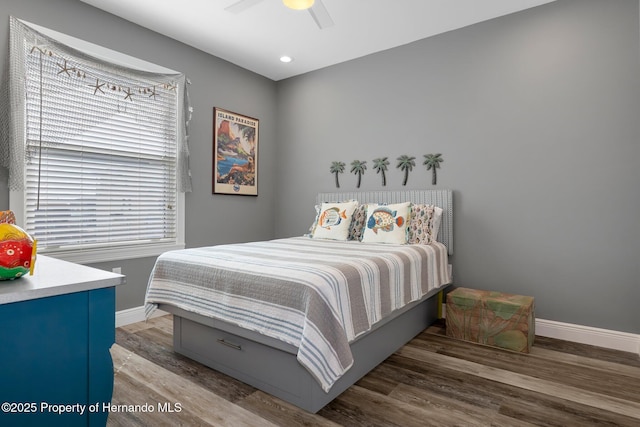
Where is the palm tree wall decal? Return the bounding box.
[350,160,367,188]
[396,155,416,186]
[372,157,390,186]
[423,153,443,185]
[329,161,345,188]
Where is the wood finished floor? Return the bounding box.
[108,315,640,426]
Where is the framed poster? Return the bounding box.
[213,108,259,195]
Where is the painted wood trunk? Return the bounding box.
[446,287,535,353]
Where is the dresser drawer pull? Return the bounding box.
[217,338,242,351]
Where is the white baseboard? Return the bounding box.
[115,305,168,327]
[535,318,640,356]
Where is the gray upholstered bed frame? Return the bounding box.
[159,189,453,413]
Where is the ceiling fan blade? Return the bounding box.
[308,0,334,29]
[225,0,265,14]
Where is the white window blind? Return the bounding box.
[19,31,183,261]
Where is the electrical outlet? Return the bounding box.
[112,267,122,274]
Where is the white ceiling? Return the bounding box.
[79,0,556,81]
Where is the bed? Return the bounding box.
[145,189,453,413]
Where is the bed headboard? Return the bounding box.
[316,189,453,255]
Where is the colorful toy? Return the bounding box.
[0,212,37,280]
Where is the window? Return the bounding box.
[3,18,190,263]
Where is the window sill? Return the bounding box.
[39,242,186,265]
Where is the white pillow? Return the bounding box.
[311,200,358,241]
[361,202,410,244]
[431,206,443,242]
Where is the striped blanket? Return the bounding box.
[144,237,451,392]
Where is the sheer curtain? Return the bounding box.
[0,17,192,260]
[1,16,192,192]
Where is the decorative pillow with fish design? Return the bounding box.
[361,202,410,244]
[407,204,443,244]
[311,200,358,241]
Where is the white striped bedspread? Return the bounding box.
[144,237,451,392]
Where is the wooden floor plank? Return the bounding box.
[533,335,640,368]
[498,396,640,427]
[110,366,213,426]
[110,344,279,427]
[238,390,343,427]
[396,345,640,420]
[529,346,640,379]
[389,383,538,427]
[412,333,640,401]
[388,351,640,427]
[108,315,640,426]
[323,385,452,427]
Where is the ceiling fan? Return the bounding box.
[225,0,334,29]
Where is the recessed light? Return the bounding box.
[280,56,293,63]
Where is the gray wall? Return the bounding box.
[275,0,640,334]
[1,0,638,335]
[0,0,278,311]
